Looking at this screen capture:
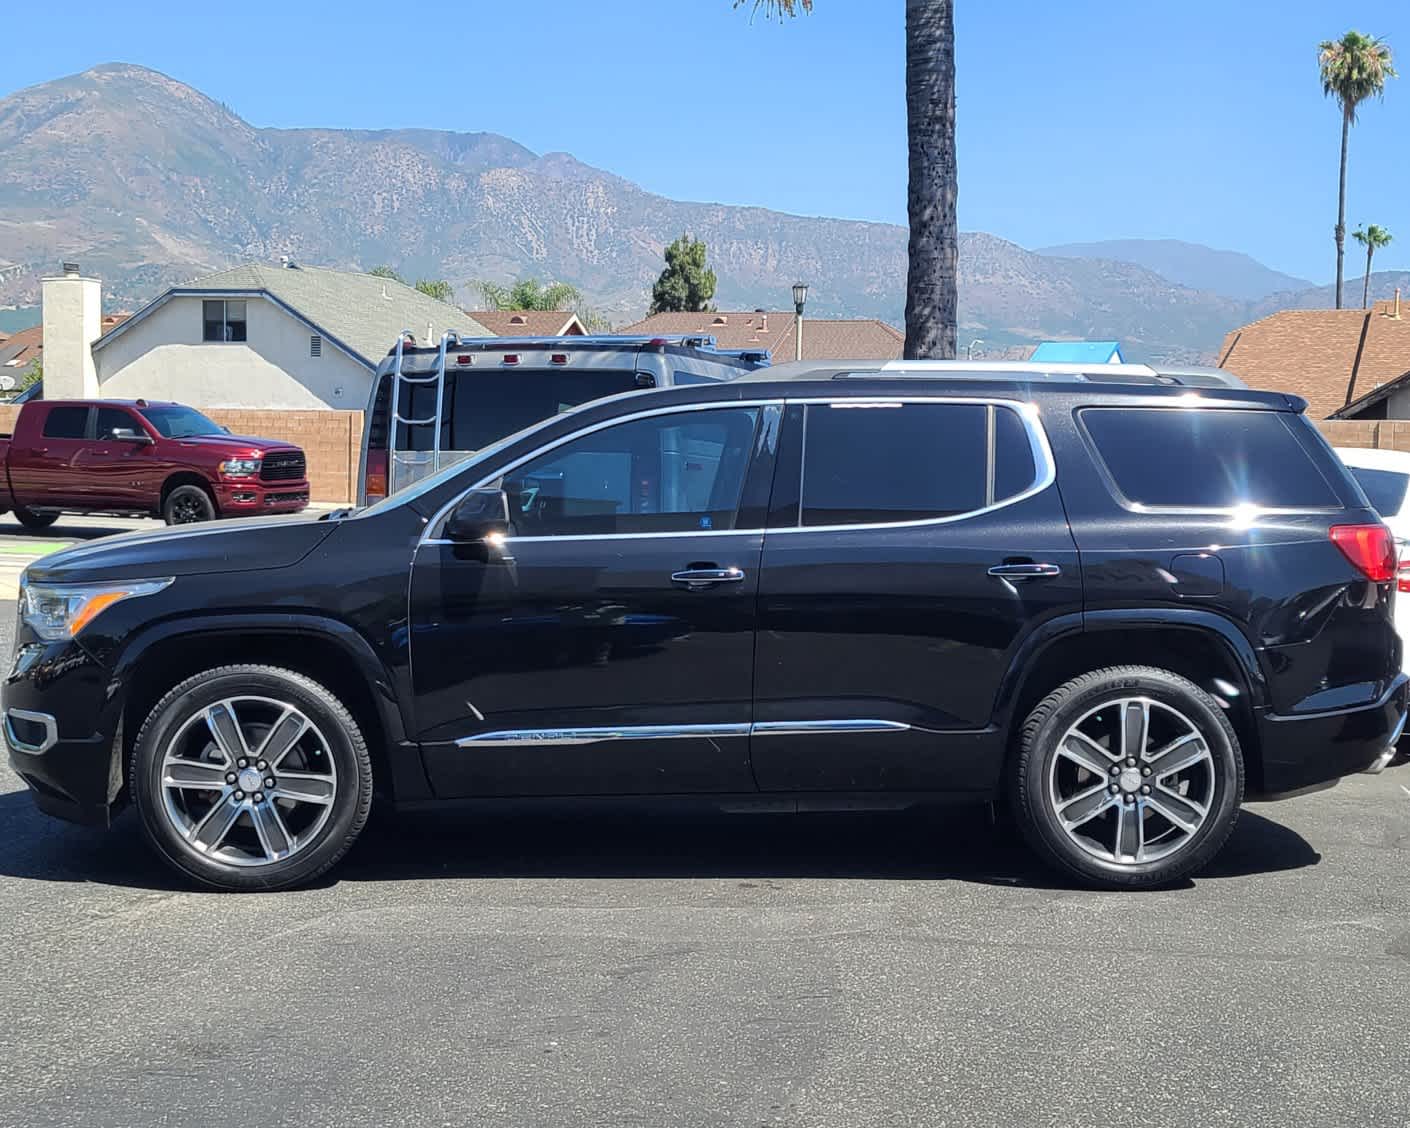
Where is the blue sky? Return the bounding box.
[4,0,1407,282]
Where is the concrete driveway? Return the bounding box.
[0,518,1408,1126]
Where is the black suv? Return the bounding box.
[6,361,1406,891]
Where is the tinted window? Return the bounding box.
[42,406,88,439]
[504,408,761,537]
[96,408,137,438]
[140,405,222,438]
[994,405,1037,501]
[391,369,639,454]
[1082,408,1338,509]
[801,403,989,526]
[1347,466,1410,517]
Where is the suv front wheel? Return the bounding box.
[1012,665,1244,889]
[130,665,373,891]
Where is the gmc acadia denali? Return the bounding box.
[5,360,1405,891]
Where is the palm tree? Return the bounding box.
[1318,31,1397,309]
[737,0,958,358]
[1352,224,1394,308]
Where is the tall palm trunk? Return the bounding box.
[1363,241,1375,309]
[903,0,958,359]
[1335,107,1350,309]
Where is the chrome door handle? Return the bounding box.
[671,566,746,589]
[988,562,1062,580]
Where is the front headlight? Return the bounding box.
[20,577,174,641]
[218,458,262,478]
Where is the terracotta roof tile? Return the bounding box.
[617,311,903,362]
[464,310,587,337]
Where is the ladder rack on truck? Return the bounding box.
[360,332,771,502]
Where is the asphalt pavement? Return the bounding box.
[1,515,1409,1127]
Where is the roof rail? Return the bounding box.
[740,358,1243,388]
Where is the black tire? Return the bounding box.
[14,507,58,531]
[1012,665,1243,890]
[130,664,373,892]
[163,483,216,525]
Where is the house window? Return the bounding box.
[310,335,322,358]
[202,300,247,342]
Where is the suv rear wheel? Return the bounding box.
[130,665,372,891]
[1012,665,1243,889]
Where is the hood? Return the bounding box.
[168,434,300,453]
[26,514,337,585]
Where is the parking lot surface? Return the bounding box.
[1,516,1409,1127]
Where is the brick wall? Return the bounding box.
[1315,419,1410,455]
[0,405,364,504]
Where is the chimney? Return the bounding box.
[1395,288,1403,320]
[41,263,102,399]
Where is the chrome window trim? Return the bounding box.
[419,395,1056,546]
[455,719,911,748]
[5,707,57,755]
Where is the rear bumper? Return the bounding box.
[1251,673,1409,799]
[213,479,310,515]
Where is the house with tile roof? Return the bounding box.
[1218,295,1410,420]
[617,310,904,363]
[41,262,490,410]
[465,310,588,337]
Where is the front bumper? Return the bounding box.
[4,638,122,827]
[1252,673,1409,799]
[213,479,310,516]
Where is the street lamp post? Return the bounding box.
[966,338,984,361]
[792,282,809,361]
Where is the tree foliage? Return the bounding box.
[368,265,404,281]
[478,278,584,311]
[414,279,454,303]
[18,360,40,391]
[1352,223,1394,308]
[733,0,811,17]
[649,235,717,314]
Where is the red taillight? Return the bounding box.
[365,450,388,500]
[457,354,472,366]
[550,353,569,365]
[1397,559,1410,595]
[1330,523,1397,582]
[503,353,520,366]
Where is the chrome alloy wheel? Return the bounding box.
[159,697,338,868]
[1046,696,1216,866]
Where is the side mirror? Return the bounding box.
[111,428,153,444]
[444,488,510,544]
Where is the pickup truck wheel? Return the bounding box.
[14,507,58,531]
[163,484,216,525]
[130,664,373,892]
[1011,665,1243,890]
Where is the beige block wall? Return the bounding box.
[0,405,364,504]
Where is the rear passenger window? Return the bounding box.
[800,402,1040,527]
[1082,408,1338,509]
[42,407,88,439]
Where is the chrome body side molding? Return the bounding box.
[455,719,912,748]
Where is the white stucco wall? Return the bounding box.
[1378,385,1410,419]
[95,296,370,410]
[42,275,102,399]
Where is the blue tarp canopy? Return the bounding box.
[1029,340,1124,364]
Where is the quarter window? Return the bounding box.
[202,300,247,343]
[1082,408,1338,510]
[41,406,88,439]
[502,407,762,537]
[799,402,1038,527]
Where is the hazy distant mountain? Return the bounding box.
[1038,239,1313,302]
[0,63,1259,361]
[1250,271,1410,317]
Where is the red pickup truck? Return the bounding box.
[0,399,309,529]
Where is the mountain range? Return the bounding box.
[0,64,1398,363]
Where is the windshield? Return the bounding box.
[1347,465,1410,519]
[140,405,224,438]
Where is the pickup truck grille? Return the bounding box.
[260,451,306,482]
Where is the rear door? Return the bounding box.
[409,400,781,797]
[8,404,93,509]
[751,396,1082,794]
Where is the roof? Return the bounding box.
[1029,340,1123,364]
[93,264,489,370]
[617,310,903,362]
[0,314,129,372]
[465,310,587,337]
[1218,299,1410,419]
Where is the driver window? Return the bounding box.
[504,407,762,537]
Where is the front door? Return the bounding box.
[78,406,152,510]
[751,397,1083,794]
[410,401,780,797]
